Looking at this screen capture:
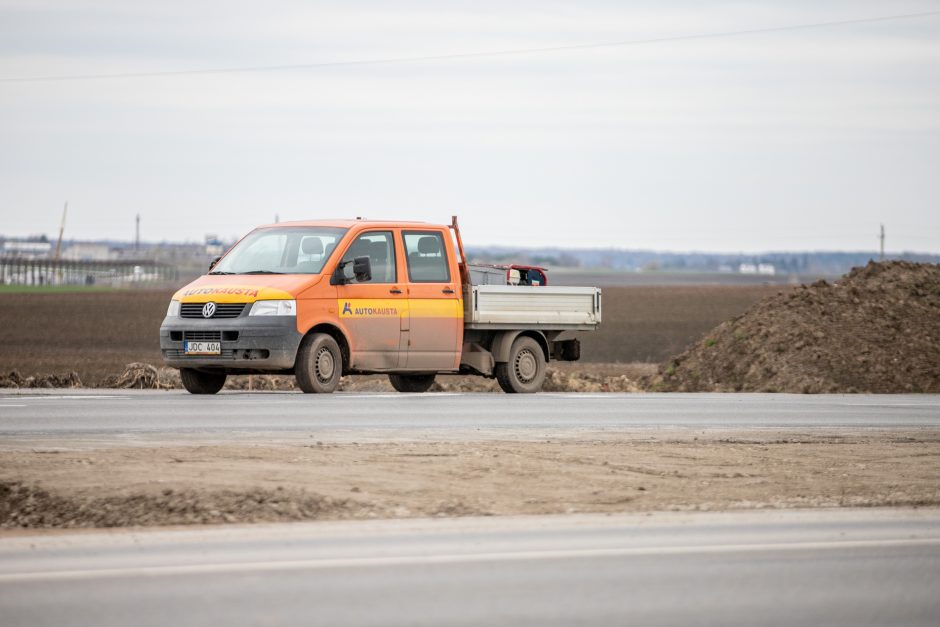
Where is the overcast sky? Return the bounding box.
[1,1,938,253]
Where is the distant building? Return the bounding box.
[2,240,52,258]
[739,262,776,276]
[205,235,225,258]
[62,243,116,261]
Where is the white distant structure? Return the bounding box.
[62,243,115,261]
[205,235,225,257]
[2,240,52,258]
[738,263,776,276]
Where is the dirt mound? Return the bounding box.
[0,370,81,389]
[652,261,940,393]
[0,481,364,528]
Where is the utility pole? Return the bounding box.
[879,224,885,261]
[135,214,140,253]
[54,202,67,260]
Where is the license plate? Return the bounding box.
[184,341,221,355]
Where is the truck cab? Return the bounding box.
[160,218,600,394]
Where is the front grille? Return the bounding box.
[180,303,247,319]
[183,330,221,342]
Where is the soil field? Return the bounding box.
[0,290,174,385]
[0,286,788,385]
[578,285,789,363]
[2,429,937,528]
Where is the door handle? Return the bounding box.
[389,288,402,294]
[442,288,455,294]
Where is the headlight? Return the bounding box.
[166,300,180,317]
[249,299,297,316]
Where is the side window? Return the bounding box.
[403,231,450,283]
[340,231,396,284]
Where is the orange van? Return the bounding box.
[160,218,600,394]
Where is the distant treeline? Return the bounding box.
[5,234,938,278]
[466,247,940,276]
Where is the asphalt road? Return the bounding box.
[1,509,937,627]
[1,391,939,443]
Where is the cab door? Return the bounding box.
[401,230,461,370]
[335,230,406,370]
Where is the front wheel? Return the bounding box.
[180,368,226,395]
[295,333,343,393]
[388,373,436,393]
[495,336,546,394]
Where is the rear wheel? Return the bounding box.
[495,336,546,394]
[295,333,343,393]
[179,368,226,395]
[388,373,436,393]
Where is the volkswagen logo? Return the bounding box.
[202,302,217,318]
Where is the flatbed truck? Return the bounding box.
[160,217,601,394]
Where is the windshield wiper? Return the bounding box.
[207,271,235,275]
[241,270,285,274]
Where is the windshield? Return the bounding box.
[210,227,347,275]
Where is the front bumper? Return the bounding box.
[159,315,303,372]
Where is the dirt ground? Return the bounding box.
[2,264,937,531]
[3,429,938,529]
[579,284,789,363]
[0,361,655,393]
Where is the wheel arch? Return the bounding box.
[302,323,352,374]
[491,330,550,363]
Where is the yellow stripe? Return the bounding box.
[407,298,464,318]
[176,285,293,303]
[336,298,463,318]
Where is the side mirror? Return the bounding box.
[330,256,372,285]
[209,256,222,271]
[330,264,346,285]
[353,256,372,282]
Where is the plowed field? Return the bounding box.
[0,286,786,385]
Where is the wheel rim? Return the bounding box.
[514,348,538,383]
[315,347,335,382]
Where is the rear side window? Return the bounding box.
[403,231,450,283]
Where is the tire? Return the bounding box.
[388,373,436,393]
[179,368,226,395]
[495,336,546,394]
[295,333,343,393]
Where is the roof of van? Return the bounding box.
[253,219,446,229]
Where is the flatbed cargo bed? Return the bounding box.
[464,285,601,330]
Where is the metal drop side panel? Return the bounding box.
[465,285,601,330]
